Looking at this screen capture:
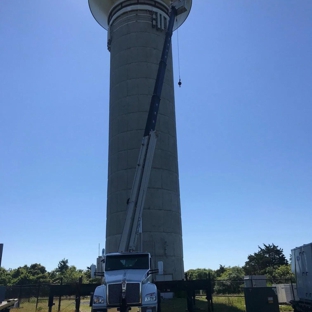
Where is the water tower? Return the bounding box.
[89,0,192,280]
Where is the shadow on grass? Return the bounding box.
[211,302,245,312]
[161,298,245,312]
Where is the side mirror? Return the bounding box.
[148,269,159,275]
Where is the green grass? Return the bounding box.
[279,305,294,312]
[11,296,293,312]
[161,297,244,312]
[11,298,91,312]
[162,296,293,312]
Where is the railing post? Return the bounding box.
[75,276,82,312]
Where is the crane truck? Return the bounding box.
[290,243,312,312]
[91,2,188,312]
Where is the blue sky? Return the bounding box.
[1,0,311,272]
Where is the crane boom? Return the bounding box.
[118,1,187,253]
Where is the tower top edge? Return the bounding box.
[88,0,192,31]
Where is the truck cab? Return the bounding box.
[92,252,159,312]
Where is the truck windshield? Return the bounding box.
[105,254,149,271]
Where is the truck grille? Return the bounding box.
[107,283,141,305]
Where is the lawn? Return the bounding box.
[10,296,293,312]
[162,296,293,312]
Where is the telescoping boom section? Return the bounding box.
[118,1,187,253]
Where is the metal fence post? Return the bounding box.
[75,276,82,312]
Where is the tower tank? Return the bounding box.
[89,0,192,279]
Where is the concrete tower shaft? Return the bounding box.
[89,0,192,280]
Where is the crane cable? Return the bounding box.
[176,26,182,87]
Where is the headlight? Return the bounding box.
[93,295,105,304]
[144,292,157,302]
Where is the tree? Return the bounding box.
[214,266,244,294]
[28,263,47,276]
[266,264,295,284]
[83,267,98,284]
[215,265,226,278]
[61,266,83,284]
[0,268,13,286]
[10,266,31,285]
[9,264,49,285]
[28,263,49,284]
[243,244,288,276]
[57,259,69,274]
[1,261,93,286]
[52,260,84,284]
[185,268,215,280]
